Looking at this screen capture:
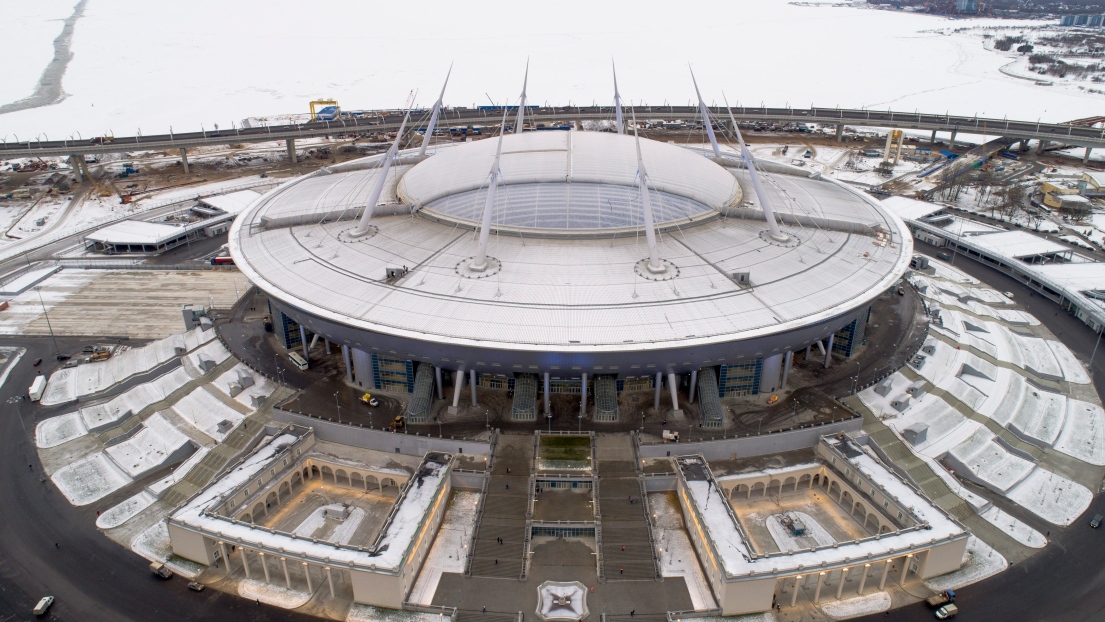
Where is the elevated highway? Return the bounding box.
[3,105,1104,161]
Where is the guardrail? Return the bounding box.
[632,432,664,581]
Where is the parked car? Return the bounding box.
[187,581,205,592]
[1091,514,1102,528]
[32,358,42,366]
[937,252,952,260]
[935,603,958,619]
[149,562,173,579]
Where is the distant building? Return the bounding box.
[956,0,978,14]
[1061,14,1104,27]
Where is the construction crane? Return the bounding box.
[309,99,340,122]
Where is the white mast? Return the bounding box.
[632,111,665,273]
[690,67,721,159]
[349,110,410,238]
[418,64,452,158]
[613,60,625,134]
[470,109,510,271]
[722,94,790,243]
[515,59,529,134]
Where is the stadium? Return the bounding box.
[229,103,913,425]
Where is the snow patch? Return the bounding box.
[978,505,1046,549]
[818,592,891,620]
[924,535,1007,592]
[51,452,133,506]
[238,578,312,609]
[97,491,156,529]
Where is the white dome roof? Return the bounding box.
[397,131,742,211]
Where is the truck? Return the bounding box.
[662,429,680,442]
[29,375,47,402]
[934,603,958,619]
[926,590,955,608]
[149,561,174,579]
[210,256,235,266]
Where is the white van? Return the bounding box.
[33,596,54,616]
[288,351,308,371]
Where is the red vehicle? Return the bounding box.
[32,358,42,366]
[210,256,235,266]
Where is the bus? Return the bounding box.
[288,351,308,371]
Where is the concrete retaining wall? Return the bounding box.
[272,409,491,458]
[638,418,862,461]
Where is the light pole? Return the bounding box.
[1091,326,1104,366]
[334,391,341,423]
[35,286,61,360]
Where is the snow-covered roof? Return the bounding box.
[170,431,450,573]
[879,195,946,221]
[85,220,189,245]
[967,231,1072,259]
[198,189,261,215]
[1083,171,1105,187]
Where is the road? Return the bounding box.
[857,242,1105,622]
[4,105,1105,158]
[0,336,320,622]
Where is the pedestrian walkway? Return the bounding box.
[596,435,658,581]
[468,434,533,579]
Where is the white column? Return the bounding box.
[805,344,813,362]
[824,334,834,369]
[342,345,353,383]
[469,369,478,406]
[241,549,252,579]
[286,138,297,163]
[219,541,230,575]
[179,148,189,173]
[688,370,697,403]
[260,552,271,584]
[303,562,313,592]
[449,368,465,415]
[300,325,309,361]
[580,373,588,414]
[781,351,794,388]
[281,557,291,589]
[543,373,551,416]
[324,339,331,355]
[878,558,892,590]
[836,568,847,599]
[653,372,663,410]
[858,563,870,594]
[813,572,825,603]
[899,554,913,586]
[918,550,931,579]
[326,566,335,597]
[435,366,444,400]
[790,575,801,606]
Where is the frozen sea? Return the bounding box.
[0,0,1100,138]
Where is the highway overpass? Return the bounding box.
[2,105,1104,162]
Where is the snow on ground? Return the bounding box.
[131,520,172,563]
[35,412,89,448]
[292,506,328,537]
[818,592,891,620]
[51,452,133,506]
[407,491,480,606]
[97,491,157,530]
[41,332,186,405]
[79,365,193,432]
[171,386,245,442]
[649,492,718,611]
[103,413,192,478]
[238,578,311,610]
[346,605,442,622]
[947,428,1035,493]
[924,536,1008,592]
[187,339,232,372]
[765,512,835,552]
[928,259,980,284]
[0,270,98,337]
[211,362,274,409]
[327,508,365,545]
[1054,400,1105,466]
[1047,340,1091,384]
[146,446,210,496]
[1006,468,1093,526]
[978,505,1046,549]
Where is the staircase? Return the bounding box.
[468,435,533,579]
[595,435,658,581]
[511,374,537,421]
[696,369,723,428]
[406,363,435,423]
